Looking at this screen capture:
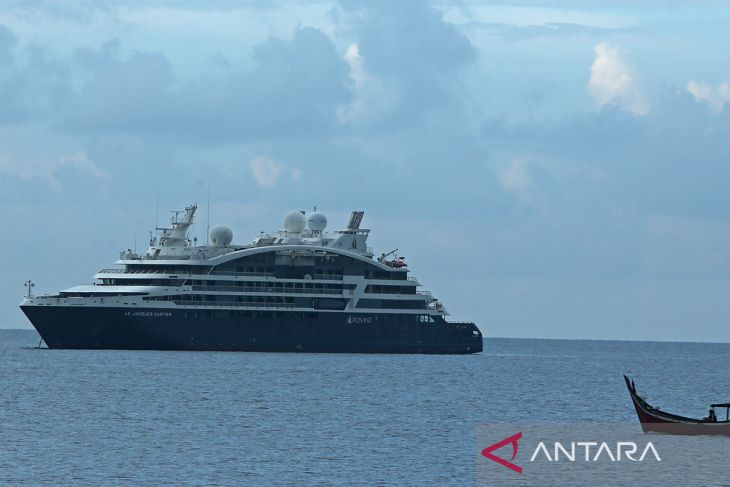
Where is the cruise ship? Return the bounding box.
[20,206,483,354]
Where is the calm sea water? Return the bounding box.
[2,329,730,486]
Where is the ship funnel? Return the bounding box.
[347,211,364,229]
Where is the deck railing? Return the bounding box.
[99,268,346,282]
[98,268,200,276]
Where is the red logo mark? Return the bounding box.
[481,432,523,474]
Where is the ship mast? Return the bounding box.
[157,204,197,247]
[24,279,35,298]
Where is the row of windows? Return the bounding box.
[365,285,417,294]
[213,264,345,280]
[191,281,344,290]
[101,278,350,290]
[146,294,296,304]
[57,292,147,298]
[364,270,407,280]
[191,286,342,295]
[124,266,211,275]
[212,266,275,276]
[356,299,426,310]
[109,257,407,284]
[159,295,424,310]
[120,252,409,280]
[143,293,428,313]
[183,310,320,320]
[101,279,184,286]
[178,310,440,323]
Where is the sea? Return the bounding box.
[2,329,730,486]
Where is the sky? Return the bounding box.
[2,0,730,341]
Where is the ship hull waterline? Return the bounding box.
[21,305,483,354]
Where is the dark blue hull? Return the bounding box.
[20,306,483,354]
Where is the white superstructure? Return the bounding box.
[22,207,448,317]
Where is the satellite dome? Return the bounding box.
[209,225,233,247]
[284,211,306,234]
[307,212,327,232]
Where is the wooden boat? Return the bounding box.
[624,375,730,436]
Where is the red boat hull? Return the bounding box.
[624,375,730,436]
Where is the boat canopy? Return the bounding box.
[710,404,730,421]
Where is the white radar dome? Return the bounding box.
[307,212,327,232]
[209,225,233,247]
[284,211,306,234]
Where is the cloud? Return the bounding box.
[250,156,283,188]
[289,167,303,181]
[498,156,532,198]
[496,155,560,209]
[0,150,107,190]
[456,22,625,41]
[686,81,730,113]
[344,43,366,88]
[64,41,176,134]
[336,42,396,123]
[0,23,71,124]
[482,90,730,220]
[340,0,476,125]
[249,156,301,188]
[0,27,352,143]
[588,42,648,116]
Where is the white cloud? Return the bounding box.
[499,157,530,192]
[249,156,302,188]
[686,81,730,113]
[289,167,303,181]
[440,5,633,30]
[498,156,535,204]
[0,150,107,190]
[588,42,648,116]
[250,156,283,188]
[60,151,108,180]
[337,43,397,123]
[344,43,367,89]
